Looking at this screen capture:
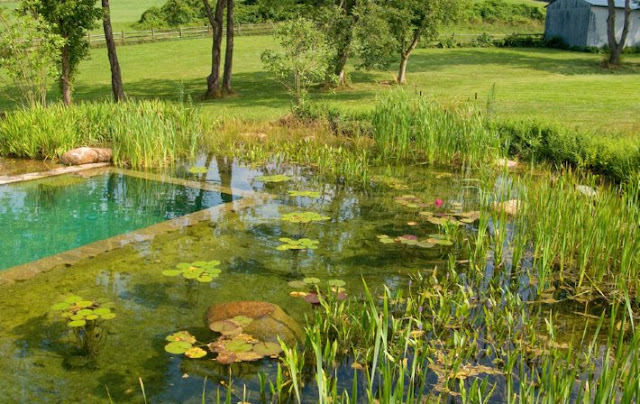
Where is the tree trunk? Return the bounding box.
[102,0,125,102]
[334,46,349,87]
[222,0,234,94]
[396,28,422,84]
[203,0,226,99]
[60,44,72,106]
[607,0,631,66]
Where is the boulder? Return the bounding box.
[59,147,112,165]
[206,301,304,346]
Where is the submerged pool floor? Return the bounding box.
[0,172,235,270]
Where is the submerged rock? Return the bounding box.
[206,301,304,346]
[59,147,112,165]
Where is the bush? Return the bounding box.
[467,0,545,23]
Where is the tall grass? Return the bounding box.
[370,90,503,165]
[0,100,201,167]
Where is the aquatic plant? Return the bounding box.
[281,211,331,224]
[287,190,321,198]
[162,260,222,283]
[276,238,319,251]
[188,166,208,174]
[51,296,116,357]
[286,278,348,305]
[255,174,291,183]
[371,175,409,190]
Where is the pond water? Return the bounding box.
[0,172,236,270]
[0,156,589,403]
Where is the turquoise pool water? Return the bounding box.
[0,172,235,270]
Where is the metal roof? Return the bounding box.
[582,0,640,9]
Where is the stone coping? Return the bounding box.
[0,168,271,285]
[0,162,111,185]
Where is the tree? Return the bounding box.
[261,18,331,112]
[358,0,465,84]
[318,0,358,86]
[0,8,63,107]
[606,0,632,66]
[102,0,125,102]
[203,0,226,98]
[222,0,234,94]
[21,0,102,106]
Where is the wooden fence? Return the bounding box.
[87,23,276,47]
[87,25,542,48]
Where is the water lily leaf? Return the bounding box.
[166,331,196,343]
[184,347,207,359]
[279,237,293,243]
[64,296,83,304]
[182,268,204,279]
[328,279,346,288]
[210,320,240,335]
[288,190,321,198]
[61,312,73,318]
[93,308,111,316]
[282,212,330,224]
[51,302,70,311]
[188,166,208,174]
[231,316,253,328]
[253,342,282,357]
[101,313,116,320]
[77,309,93,316]
[215,352,237,365]
[225,339,252,353]
[176,263,191,270]
[235,351,264,362]
[75,301,93,308]
[255,174,291,183]
[68,320,86,328]
[85,315,99,321]
[196,275,214,283]
[70,314,86,321]
[289,291,308,298]
[303,277,321,285]
[288,280,307,289]
[165,341,192,354]
[416,242,436,248]
[162,269,182,277]
[193,261,207,266]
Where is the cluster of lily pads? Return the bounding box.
[51,296,116,328]
[371,175,409,190]
[162,260,222,283]
[276,237,319,251]
[287,278,347,305]
[165,315,283,364]
[255,174,292,183]
[419,210,479,226]
[287,190,321,198]
[281,211,331,224]
[377,234,453,248]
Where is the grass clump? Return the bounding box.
[0,100,201,167]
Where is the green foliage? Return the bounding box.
[466,0,545,23]
[138,0,206,28]
[261,18,332,111]
[276,237,319,251]
[0,8,63,107]
[254,174,291,183]
[281,211,331,224]
[20,0,102,78]
[162,260,222,282]
[0,100,201,167]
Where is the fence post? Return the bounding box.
[121,30,125,45]
[179,27,183,38]
[152,28,155,41]
[207,24,211,36]
[87,32,91,46]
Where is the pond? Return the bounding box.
[0,156,608,402]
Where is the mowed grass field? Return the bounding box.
[50,35,640,134]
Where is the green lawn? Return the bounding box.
[50,35,638,134]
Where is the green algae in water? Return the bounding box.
[0,172,237,271]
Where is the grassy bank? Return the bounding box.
[7,36,632,135]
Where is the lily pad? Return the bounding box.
[371,175,409,190]
[377,235,395,244]
[75,301,93,309]
[225,339,252,353]
[163,260,222,282]
[328,279,346,288]
[165,341,192,354]
[231,315,254,328]
[64,296,83,304]
[184,347,207,359]
[287,280,307,289]
[166,331,197,344]
[188,166,208,174]
[68,320,86,328]
[253,342,283,357]
[85,315,99,321]
[210,320,240,335]
[255,174,291,183]
[51,302,70,311]
[303,277,321,285]
[277,237,319,251]
[282,212,331,224]
[288,190,321,198]
[101,313,116,320]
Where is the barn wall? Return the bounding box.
[588,7,640,47]
[545,0,592,46]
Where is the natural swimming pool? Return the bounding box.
[0,171,236,271]
[0,157,631,402]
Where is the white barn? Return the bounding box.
[545,0,640,47]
